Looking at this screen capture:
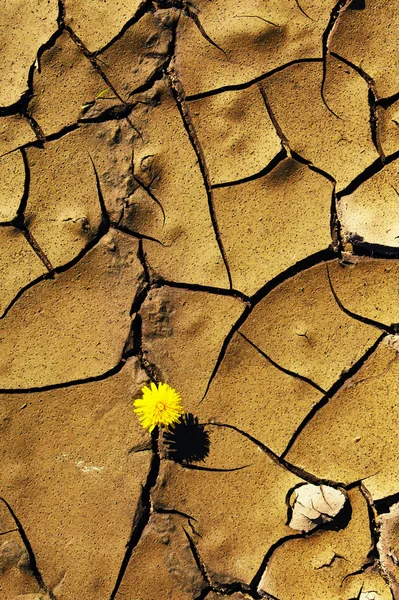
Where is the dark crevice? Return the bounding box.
[126,7,182,101]
[249,248,336,317]
[130,150,166,224]
[233,15,280,28]
[17,148,31,217]
[250,487,354,595]
[194,587,212,600]
[337,149,399,199]
[340,485,381,587]
[167,69,233,289]
[258,83,290,151]
[40,122,80,144]
[250,533,305,592]
[79,103,134,124]
[155,507,198,522]
[217,583,263,599]
[376,91,399,109]
[65,26,130,111]
[95,0,154,56]
[291,150,336,184]
[211,148,286,189]
[330,51,385,161]
[53,228,107,276]
[57,0,65,28]
[320,0,352,117]
[88,154,110,227]
[185,8,226,56]
[0,23,62,117]
[0,528,18,536]
[208,423,347,489]
[0,272,54,320]
[375,491,399,515]
[0,89,32,117]
[182,463,252,473]
[20,225,54,272]
[109,429,160,600]
[295,0,315,20]
[0,356,131,395]
[128,60,172,99]
[11,148,54,271]
[0,497,56,599]
[115,223,166,246]
[182,527,212,585]
[201,248,337,403]
[326,264,392,333]
[351,239,399,259]
[330,185,343,254]
[24,113,45,141]
[281,332,386,459]
[138,238,151,283]
[238,331,326,394]
[151,277,249,303]
[185,58,323,102]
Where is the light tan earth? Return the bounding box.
[1,1,399,599]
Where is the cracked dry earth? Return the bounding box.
[4,1,399,600]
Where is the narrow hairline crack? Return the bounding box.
[237,331,326,393]
[281,332,386,460]
[0,496,56,599]
[184,58,323,102]
[201,248,337,403]
[167,66,233,289]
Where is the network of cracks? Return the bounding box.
[1,0,399,598]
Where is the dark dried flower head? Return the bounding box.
[164,413,210,464]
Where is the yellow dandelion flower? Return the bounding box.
[133,382,184,432]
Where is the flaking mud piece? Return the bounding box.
[212,158,333,296]
[378,502,399,597]
[141,286,244,409]
[153,425,306,585]
[201,331,323,456]
[64,0,142,53]
[0,116,37,156]
[0,0,58,107]
[0,228,46,317]
[187,85,280,185]
[0,357,151,600]
[263,57,378,189]
[28,31,108,137]
[330,0,399,99]
[239,260,381,391]
[259,488,388,600]
[98,10,178,103]
[328,258,399,326]
[0,231,143,388]
[0,151,26,222]
[288,484,348,533]
[337,160,399,249]
[174,0,336,96]
[285,336,399,501]
[129,79,230,287]
[113,513,205,600]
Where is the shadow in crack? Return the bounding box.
[164,413,210,464]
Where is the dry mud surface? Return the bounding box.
[1,1,399,599]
